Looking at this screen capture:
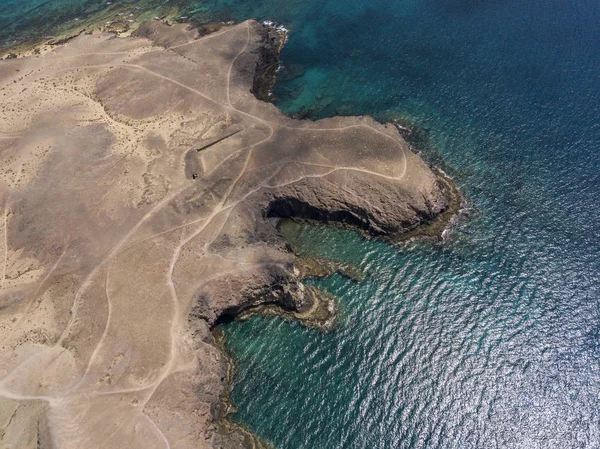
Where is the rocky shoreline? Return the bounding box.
[0,19,456,449]
[250,21,288,103]
[205,26,462,441]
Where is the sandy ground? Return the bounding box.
[0,20,448,449]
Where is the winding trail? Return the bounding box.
[0,20,441,449]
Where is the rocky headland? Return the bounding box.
[0,20,452,449]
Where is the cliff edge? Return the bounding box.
[0,20,450,449]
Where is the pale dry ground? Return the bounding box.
[0,21,448,449]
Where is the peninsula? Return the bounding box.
[0,20,451,448]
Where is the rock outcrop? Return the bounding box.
[0,20,450,449]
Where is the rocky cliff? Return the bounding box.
[0,20,451,449]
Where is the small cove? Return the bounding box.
[3,0,600,447]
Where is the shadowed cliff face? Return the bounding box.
[0,20,449,449]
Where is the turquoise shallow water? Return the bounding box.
[3,0,600,447]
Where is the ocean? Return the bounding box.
[2,0,600,447]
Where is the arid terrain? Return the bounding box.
[0,20,450,449]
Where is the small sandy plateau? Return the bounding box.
[0,20,450,449]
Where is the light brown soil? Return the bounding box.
[0,20,450,449]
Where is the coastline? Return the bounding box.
[0,17,460,449]
[0,2,182,58]
[211,328,276,449]
[206,21,464,445]
[206,23,461,447]
[212,179,461,448]
[0,4,240,60]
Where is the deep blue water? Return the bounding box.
[3,0,600,447]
